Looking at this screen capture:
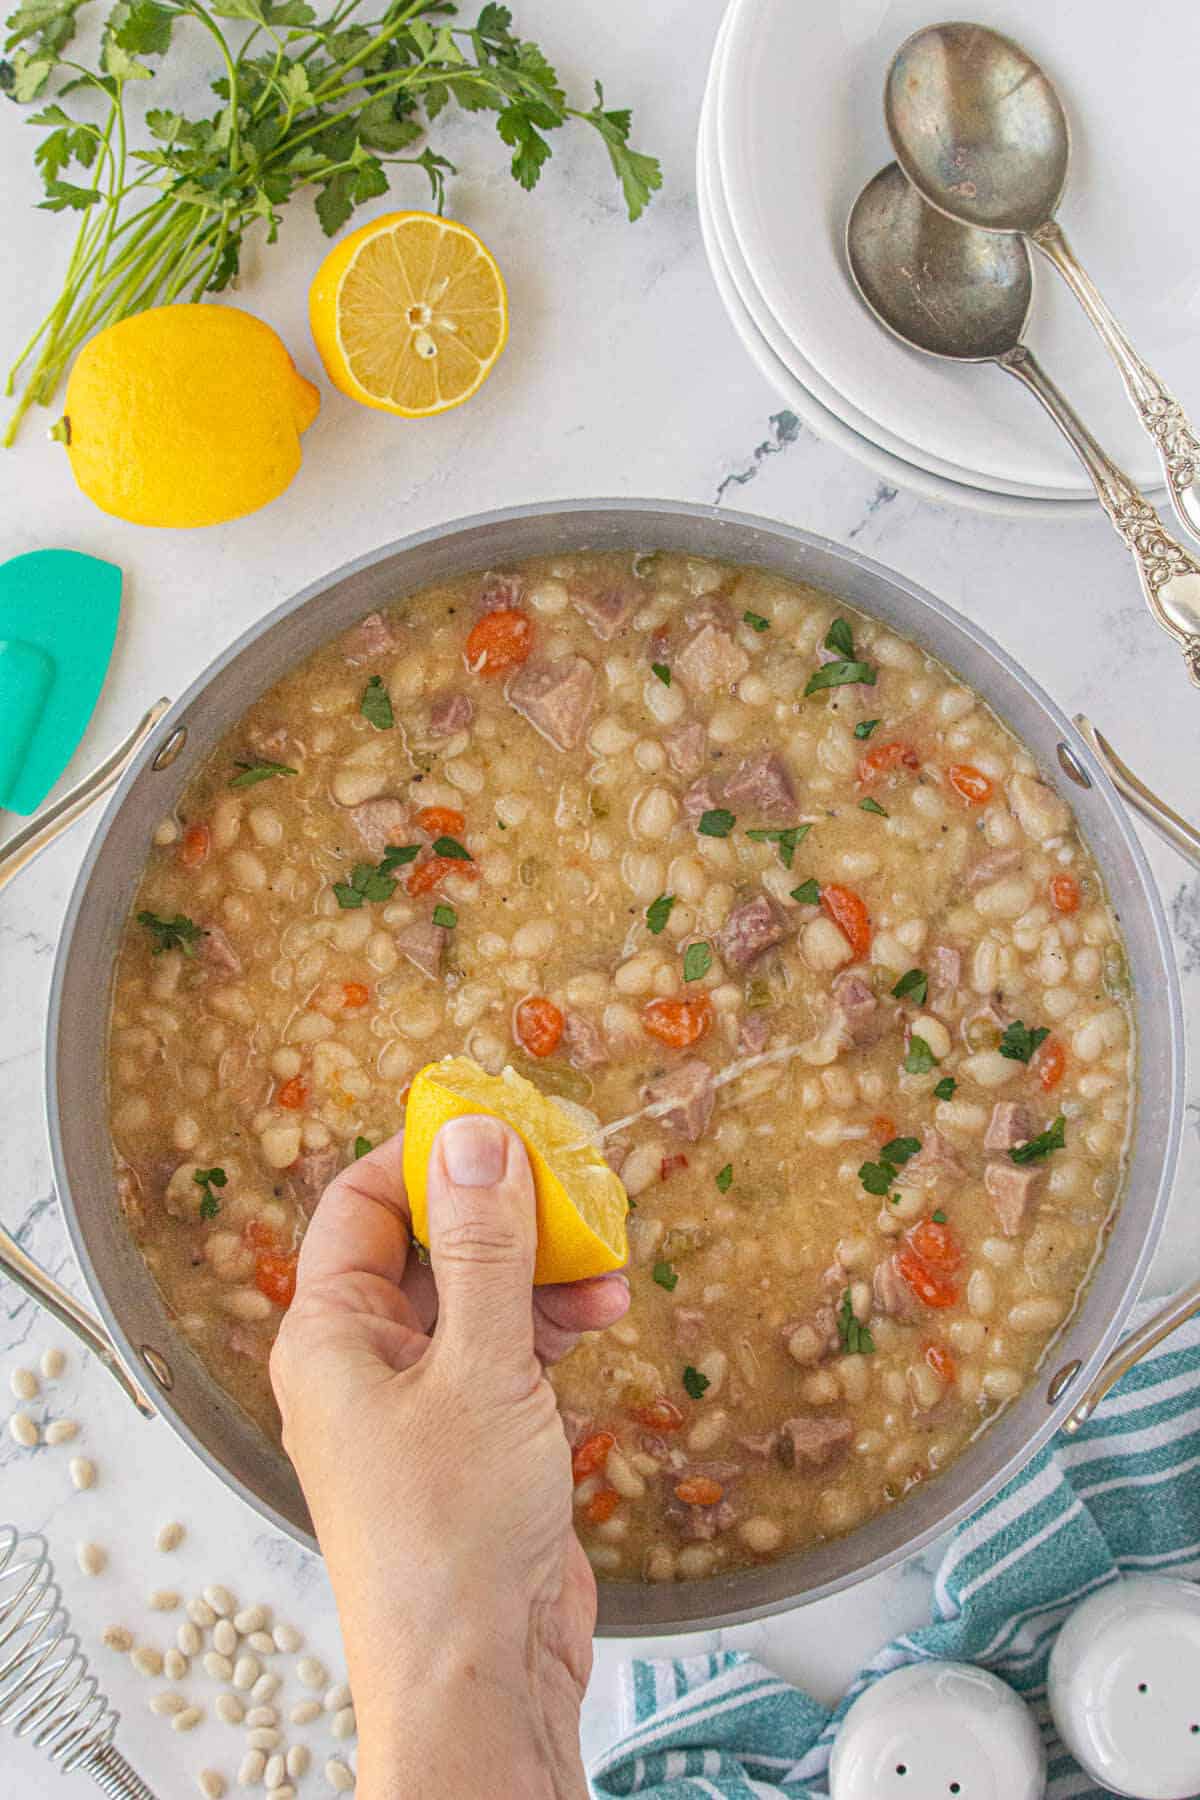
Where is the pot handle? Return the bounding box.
[0,1218,155,1417]
[0,699,171,896]
[1074,715,1200,872]
[1059,1278,1200,1432]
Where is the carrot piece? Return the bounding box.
[178,823,211,867]
[858,739,919,784]
[871,1113,897,1144]
[407,855,479,896]
[660,1152,689,1182]
[1035,1036,1067,1091]
[924,1342,957,1383]
[276,1075,307,1110]
[571,1431,614,1484]
[641,994,714,1049]
[584,1487,620,1525]
[896,1247,958,1309]
[342,981,370,1009]
[630,1397,684,1433]
[946,763,994,805]
[243,1219,279,1251]
[416,805,466,837]
[515,995,565,1058]
[464,607,533,678]
[255,1251,298,1308]
[819,883,872,958]
[674,1476,724,1507]
[1049,872,1080,914]
[909,1218,963,1271]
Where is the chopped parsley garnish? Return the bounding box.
[745,823,810,869]
[931,1209,947,1224]
[805,659,877,696]
[715,1164,733,1193]
[683,940,713,982]
[432,903,458,930]
[1011,1115,1066,1164]
[854,719,881,740]
[892,968,928,1005]
[229,758,297,789]
[933,1076,957,1101]
[646,893,676,935]
[334,859,400,909]
[354,1136,372,1160]
[193,1166,227,1220]
[825,617,856,659]
[380,843,421,871]
[651,662,671,686]
[682,1365,710,1401]
[743,610,770,632]
[999,1020,1050,1063]
[698,807,735,838]
[430,835,472,862]
[359,674,394,730]
[790,878,820,906]
[860,1135,921,1196]
[904,1035,938,1074]
[859,797,888,817]
[879,1136,921,1167]
[138,911,204,956]
[652,1261,678,1292]
[837,1289,875,1355]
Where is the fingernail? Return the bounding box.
[440,1115,507,1187]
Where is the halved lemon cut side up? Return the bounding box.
[309,212,508,417]
[403,1056,628,1286]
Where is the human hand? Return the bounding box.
[269,1117,629,1800]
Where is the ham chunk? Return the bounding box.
[394,916,448,980]
[342,611,397,664]
[966,847,1022,890]
[673,1308,706,1351]
[722,751,796,819]
[643,1058,716,1142]
[570,581,636,641]
[507,655,595,750]
[930,944,962,1012]
[198,923,241,977]
[830,971,881,1047]
[478,570,524,612]
[984,1101,1037,1153]
[681,776,720,822]
[662,1461,742,1540]
[674,621,750,695]
[428,691,474,738]
[738,1012,769,1055]
[664,722,707,778]
[287,1145,339,1213]
[716,893,788,971]
[563,1011,608,1070]
[778,1415,853,1470]
[873,1255,922,1322]
[350,796,410,857]
[986,1161,1043,1235]
[905,1129,966,1187]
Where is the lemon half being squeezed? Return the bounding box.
[403,1057,627,1286]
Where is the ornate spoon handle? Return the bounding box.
[1000,345,1200,687]
[1033,220,1200,546]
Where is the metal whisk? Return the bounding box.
[0,1524,158,1797]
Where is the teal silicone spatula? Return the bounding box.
[0,549,121,815]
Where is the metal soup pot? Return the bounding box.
[6,500,1190,1637]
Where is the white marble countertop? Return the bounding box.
[1,1,1197,1792]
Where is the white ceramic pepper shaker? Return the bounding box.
[829,1661,1045,1799]
[1048,1574,1200,1798]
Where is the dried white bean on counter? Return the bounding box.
[9,1412,38,1448]
[234,1604,269,1635]
[324,1682,352,1713]
[149,1589,180,1612]
[245,1705,277,1728]
[203,1584,237,1616]
[103,1625,134,1653]
[172,1705,204,1732]
[45,1418,79,1445]
[264,1752,285,1789]
[156,1521,186,1553]
[9,1368,38,1400]
[330,1707,356,1741]
[77,1542,107,1577]
[198,1772,227,1799]
[212,1618,238,1656]
[297,1655,327,1689]
[273,1624,303,1654]
[164,1650,189,1682]
[286,1746,311,1780]
[291,1699,322,1726]
[233,1654,260,1690]
[41,1346,67,1380]
[247,1727,282,1751]
[215,1695,245,1726]
[70,1456,97,1490]
[131,1646,164,1678]
[238,1749,266,1787]
[149,1691,187,1717]
[325,1760,355,1793]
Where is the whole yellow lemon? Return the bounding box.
[59,305,320,528]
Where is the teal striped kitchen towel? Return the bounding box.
[589,1310,1200,1800]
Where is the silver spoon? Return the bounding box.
[884,21,1200,544]
[846,164,1200,687]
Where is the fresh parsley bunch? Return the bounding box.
[0,0,661,442]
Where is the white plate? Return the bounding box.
[717,0,1193,496]
[699,18,1085,505]
[697,147,1097,521]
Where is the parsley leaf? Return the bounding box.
[825,617,855,659]
[230,758,296,788]
[931,1208,947,1224]
[353,1136,372,1159]
[430,834,471,861]
[698,808,735,838]
[379,843,421,872]
[333,858,399,909]
[904,1035,938,1074]
[682,940,712,982]
[360,675,394,730]
[138,910,204,956]
[646,893,676,935]
[652,1261,678,1291]
[193,1165,227,1219]
[804,659,877,696]
[999,1020,1050,1063]
[432,902,457,929]
[854,719,880,740]
[1011,1115,1066,1164]
[651,662,671,686]
[789,878,820,906]
[859,796,888,817]
[743,610,769,632]
[682,1365,710,1401]
[933,1076,957,1100]
[715,1163,733,1192]
[837,1288,875,1355]
[892,968,928,1005]
[859,1159,898,1196]
[745,822,810,869]
[879,1136,921,1167]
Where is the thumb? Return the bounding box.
[426,1115,537,1379]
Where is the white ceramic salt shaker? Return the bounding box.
[1048,1574,1200,1798]
[829,1660,1045,1799]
